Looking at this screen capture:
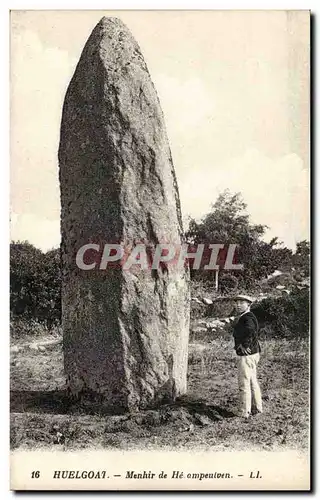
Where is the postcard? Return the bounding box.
[10,9,310,491]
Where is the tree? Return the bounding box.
[10,241,61,326]
[186,190,293,289]
[293,240,310,276]
[246,237,293,282]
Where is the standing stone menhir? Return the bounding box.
[59,17,190,411]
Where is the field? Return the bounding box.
[10,327,309,452]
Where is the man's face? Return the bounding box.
[235,299,250,314]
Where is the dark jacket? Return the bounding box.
[233,311,261,356]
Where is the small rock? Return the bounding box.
[141,411,162,427]
[179,424,194,433]
[269,270,283,279]
[29,343,39,351]
[207,409,223,421]
[206,323,216,330]
[197,320,208,326]
[54,432,64,444]
[192,326,207,334]
[194,413,212,426]
[202,298,213,305]
[192,298,202,304]
[130,413,144,426]
[10,346,20,353]
[163,407,193,427]
[38,345,46,352]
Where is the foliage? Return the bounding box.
[254,286,310,338]
[10,241,61,326]
[9,195,310,334]
[186,190,302,288]
[293,240,310,276]
[10,318,48,338]
[218,274,238,294]
[186,190,266,248]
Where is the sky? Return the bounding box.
[10,10,310,251]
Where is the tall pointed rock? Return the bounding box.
[59,17,190,411]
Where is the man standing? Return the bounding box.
[232,294,262,418]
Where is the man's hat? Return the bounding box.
[233,294,254,303]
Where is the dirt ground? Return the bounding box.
[10,333,309,452]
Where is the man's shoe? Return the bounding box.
[252,409,263,417]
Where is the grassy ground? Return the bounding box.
[10,328,309,452]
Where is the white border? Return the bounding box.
[3,1,317,10]
[2,1,316,499]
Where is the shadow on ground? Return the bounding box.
[10,389,235,422]
[11,390,72,415]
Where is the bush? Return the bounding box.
[10,242,61,326]
[255,286,309,338]
[207,300,234,318]
[219,274,238,294]
[10,317,62,339]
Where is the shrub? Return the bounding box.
[10,317,62,339]
[207,300,234,318]
[255,286,309,338]
[10,241,61,326]
[219,274,238,294]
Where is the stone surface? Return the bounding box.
[59,17,190,411]
[28,343,38,351]
[193,413,212,426]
